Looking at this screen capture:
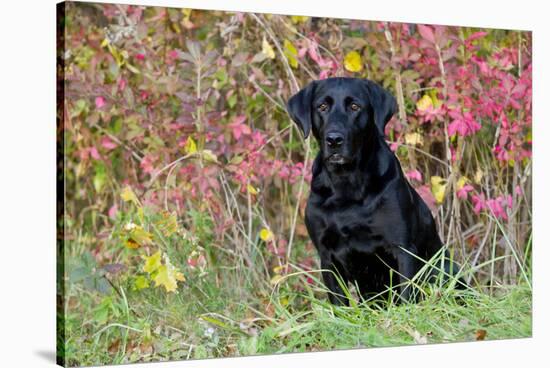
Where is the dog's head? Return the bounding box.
[287,78,397,168]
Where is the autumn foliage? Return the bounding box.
[60,4,531,298]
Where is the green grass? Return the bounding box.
[60,199,532,366]
[62,249,532,366]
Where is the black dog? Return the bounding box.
[287,77,462,305]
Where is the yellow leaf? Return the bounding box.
[154,255,185,293]
[247,184,259,195]
[142,250,162,274]
[270,274,284,285]
[283,39,298,69]
[273,265,285,274]
[260,228,274,242]
[120,186,139,205]
[182,8,192,21]
[416,95,433,111]
[457,176,469,190]
[153,265,178,292]
[130,226,153,246]
[184,136,197,155]
[404,132,424,146]
[134,275,150,290]
[344,51,363,73]
[101,38,110,48]
[107,43,124,67]
[261,37,275,59]
[290,15,309,24]
[430,176,447,204]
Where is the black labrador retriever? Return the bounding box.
[287,77,462,305]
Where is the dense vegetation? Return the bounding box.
[58,3,532,366]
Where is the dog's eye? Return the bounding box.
[318,102,329,112]
[350,103,361,111]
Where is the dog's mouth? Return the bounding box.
[326,154,350,165]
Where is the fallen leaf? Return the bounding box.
[475,329,487,341]
[344,51,363,72]
[108,338,121,354]
[152,254,185,292]
[153,265,176,292]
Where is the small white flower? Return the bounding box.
[204,327,215,338]
[124,222,137,231]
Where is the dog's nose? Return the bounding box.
[326,132,344,148]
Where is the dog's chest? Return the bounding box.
[308,201,387,252]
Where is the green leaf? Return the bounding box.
[228,94,237,108]
[93,162,107,193]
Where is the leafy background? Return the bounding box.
[58,2,532,366]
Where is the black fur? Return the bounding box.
[287,78,463,305]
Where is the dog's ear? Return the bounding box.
[363,80,397,135]
[286,81,317,139]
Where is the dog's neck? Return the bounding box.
[311,132,396,204]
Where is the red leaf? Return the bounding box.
[90,147,101,160]
[406,169,423,182]
[95,96,106,109]
[100,136,117,150]
[418,25,435,44]
[466,31,488,43]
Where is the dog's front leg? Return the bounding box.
[395,249,418,303]
[320,259,349,306]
